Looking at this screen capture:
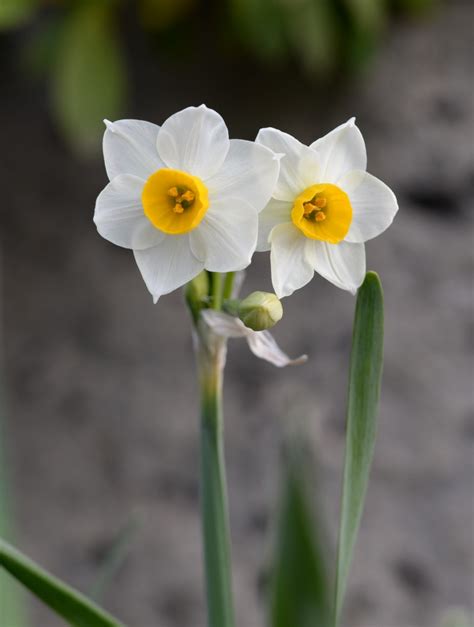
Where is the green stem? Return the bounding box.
[196,331,235,627]
[211,273,223,310]
[222,272,235,300]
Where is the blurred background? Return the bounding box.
[1,0,473,626]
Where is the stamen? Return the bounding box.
[181,190,195,203]
[168,187,179,198]
[303,201,316,215]
[315,211,326,222]
[314,197,327,209]
[173,203,184,214]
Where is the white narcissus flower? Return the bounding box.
[201,310,307,368]
[256,119,398,297]
[94,105,280,302]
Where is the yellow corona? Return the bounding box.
[291,183,353,244]
[142,168,209,235]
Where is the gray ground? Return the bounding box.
[1,2,473,626]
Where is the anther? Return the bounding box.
[173,203,184,214]
[315,211,326,222]
[181,190,195,203]
[314,197,327,209]
[168,187,179,198]
[303,202,316,214]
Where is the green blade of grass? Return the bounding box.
[270,443,330,627]
[0,539,125,627]
[0,420,28,627]
[89,515,139,602]
[334,271,384,626]
[0,261,28,627]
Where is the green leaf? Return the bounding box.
[0,301,28,626]
[230,0,288,63]
[341,0,387,70]
[0,445,28,627]
[138,0,196,31]
[89,515,139,602]
[52,3,126,155]
[0,0,36,29]
[270,443,330,627]
[22,17,63,80]
[344,0,386,32]
[286,0,340,76]
[334,271,384,626]
[391,0,437,14]
[0,539,125,627]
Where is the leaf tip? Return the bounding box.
[358,271,384,301]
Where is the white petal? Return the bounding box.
[247,331,308,367]
[269,223,314,298]
[134,235,204,302]
[256,128,320,201]
[306,240,366,294]
[94,175,165,250]
[310,118,367,183]
[190,198,257,272]
[203,311,307,367]
[338,170,399,243]
[103,119,164,180]
[257,198,292,252]
[207,139,280,212]
[201,310,250,338]
[156,105,229,179]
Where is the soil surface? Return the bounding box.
[1,2,473,626]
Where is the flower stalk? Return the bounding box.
[194,299,235,627]
[222,272,235,300]
[210,272,223,310]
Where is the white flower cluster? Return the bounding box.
[95,105,398,304]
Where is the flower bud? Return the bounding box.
[238,291,283,331]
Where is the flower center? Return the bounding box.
[142,168,209,235]
[291,183,352,243]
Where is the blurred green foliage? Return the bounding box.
[53,3,126,155]
[0,299,28,627]
[439,608,474,627]
[1,0,438,154]
[0,0,36,29]
[269,442,330,627]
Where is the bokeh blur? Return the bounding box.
[1,0,473,626]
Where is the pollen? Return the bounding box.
[315,211,326,222]
[167,186,179,198]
